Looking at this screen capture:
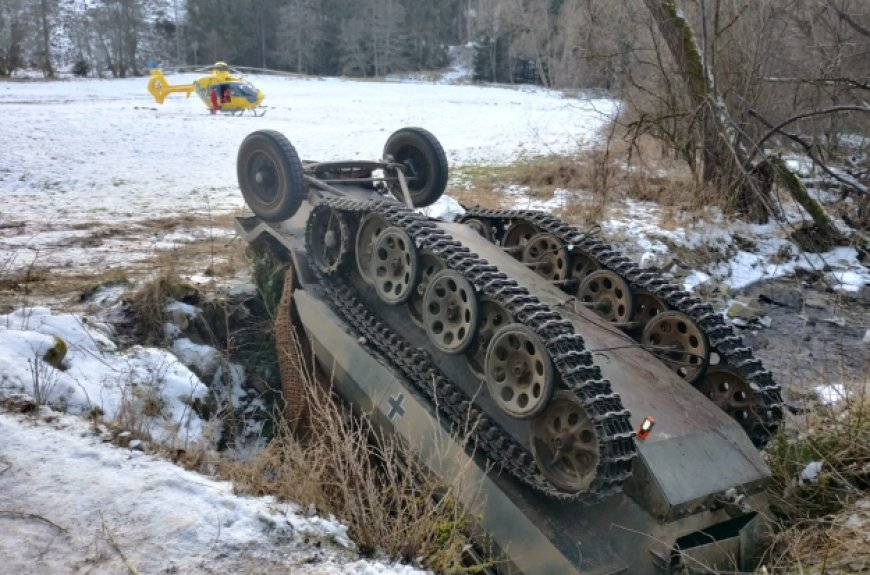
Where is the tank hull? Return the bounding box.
[237,213,771,574]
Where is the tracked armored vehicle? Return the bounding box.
[234,127,783,574]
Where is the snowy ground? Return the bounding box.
[0,73,615,277]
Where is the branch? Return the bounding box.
[0,510,68,533]
[824,0,870,38]
[748,109,869,195]
[755,105,870,151]
[758,76,870,91]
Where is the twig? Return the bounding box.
[754,105,870,153]
[748,108,869,195]
[100,513,142,575]
[0,456,10,475]
[0,510,68,533]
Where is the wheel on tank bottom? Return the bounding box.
[237,130,305,221]
[383,127,449,208]
[696,367,765,439]
[370,227,419,304]
[576,270,633,325]
[463,218,493,240]
[631,289,668,334]
[569,251,599,284]
[307,207,352,276]
[422,270,479,354]
[641,311,709,383]
[466,298,513,379]
[408,251,445,327]
[356,213,390,284]
[530,391,600,493]
[484,324,554,419]
[502,221,538,250]
[521,233,569,281]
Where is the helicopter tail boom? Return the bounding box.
[147,69,194,104]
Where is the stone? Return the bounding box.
[864,329,870,345]
[727,300,761,321]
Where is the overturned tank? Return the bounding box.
[234,127,783,574]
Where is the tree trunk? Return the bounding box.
[642,0,781,223]
[642,0,739,186]
[40,0,54,78]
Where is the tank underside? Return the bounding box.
[232,127,779,574]
[237,210,771,575]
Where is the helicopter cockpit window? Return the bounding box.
[237,82,258,102]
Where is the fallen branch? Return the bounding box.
[769,157,839,240]
[100,513,142,575]
[755,105,870,152]
[0,510,68,534]
[748,108,869,196]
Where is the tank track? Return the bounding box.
[461,207,784,448]
[306,197,637,502]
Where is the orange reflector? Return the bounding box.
[637,416,655,440]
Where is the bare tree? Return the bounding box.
[275,0,322,73]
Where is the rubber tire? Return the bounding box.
[384,127,448,208]
[237,130,305,221]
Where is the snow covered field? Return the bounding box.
[0,74,615,276]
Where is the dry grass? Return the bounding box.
[764,377,870,573]
[449,125,710,228]
[218,368,490,572]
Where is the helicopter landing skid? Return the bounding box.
[221,107,267,117]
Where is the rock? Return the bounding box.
[640,251,661,269]
[822,316,847,328]
[757,286,803,309]
[864,329,870,345]
[758,316,772,328]
[727,300,762,321]
[730,317,750,328]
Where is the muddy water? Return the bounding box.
[735,277,869,398]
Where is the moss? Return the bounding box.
[43,336,67,370]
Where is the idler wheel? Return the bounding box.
[503,220,538,249]
[641,311,709,383]
[569,251,599,284]
[371,226,418,304]
[631,289,668,334]
[355,213,389,284]
[530,391,600,493]
[383,127,449,208]
[484,324,554,419]
[307,207,351,276]
[237,130,305,221]
[576,270,633,324]
[696,367,761,435]
[463,218,492,240]
[408,251,445,327]
[521,233,569,281]
[423,270,479,354]
[465,298,512,379]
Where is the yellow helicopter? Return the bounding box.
[147,62,266,116]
